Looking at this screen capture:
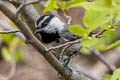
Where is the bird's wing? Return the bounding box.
[59,24,81,41]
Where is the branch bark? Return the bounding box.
[0,1,87,80]
[15,0,41,17]
[13,1,40,33]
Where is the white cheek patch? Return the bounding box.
[43,17,65,33]
[38,16,49,27]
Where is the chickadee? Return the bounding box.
[34,15,80,42]
[34,15,81,56]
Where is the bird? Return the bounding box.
[34,15,80,43]
[34,14,81,59]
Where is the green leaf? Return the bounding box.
[84,10,113,32]
[80,0,120,32]
[80,0,113,11]
[0,34,13,45]
[2,47,12,62]
[80,47,91,55]
[80,0,119,32]
[114,7,120,21]
[101,76,111,80]
[9,37,20,53]
[103,30,116,44]
[94,37,107,51]
[99,0,112,7]
[68,25,88,36]
[10,22,18,29]
[115,10,120,21]
[112,0,120,6]
[67,0,86,9]
[101,68,120,80]
[59,1,67,11]
[15,51,23,62]
[111,68,120,80]
[81,38,98,47]
[105,40,120,50]
[44,0,59,12]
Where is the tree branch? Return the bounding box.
[11,0,40,33]
[16,0,41,17]
[89,47,116,72]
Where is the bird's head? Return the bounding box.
[34,15,65,34]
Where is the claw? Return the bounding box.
[63,51,80,62]
[63,64,73,77]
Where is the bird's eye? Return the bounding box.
[42,22,48,27]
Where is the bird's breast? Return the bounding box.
[40,32,60,43]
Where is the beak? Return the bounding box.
[34,29,42,34]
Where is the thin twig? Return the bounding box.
[0,30,20,34]
[89,47,116,72]
[46,39,81,52]
[59,45,71,61]
[77,70,100,80]
[87,0,93,2]
[89,30,106,38]
[0,21,25,40]
[0,55,16,80]
[94,22,119,38]
[95,30,106,38]
[7,58,16,79]
[16,0,41,17]
[63,12,72,24]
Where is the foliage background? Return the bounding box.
[0,0,120,80]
